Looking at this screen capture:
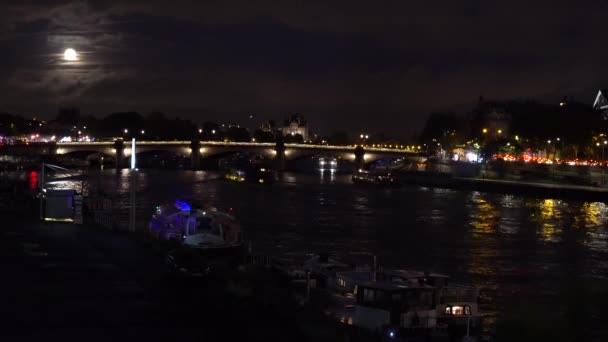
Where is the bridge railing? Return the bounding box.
[54,140,419,153]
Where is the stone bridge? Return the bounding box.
[2,140,424,170]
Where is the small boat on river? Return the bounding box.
[352,169,399,186]
[225,167,276,184]
[149,200,243,254]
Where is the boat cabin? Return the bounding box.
[149,201,242,246]
[353,281,437,331]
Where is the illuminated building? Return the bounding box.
[281,114,309,140]
[593,89,608,120]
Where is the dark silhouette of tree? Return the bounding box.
[201,121,220,140]
[253,129,276,142]
[420,112,465,150]
[98,112,144,138]
[0,113,27,135]
[224,126,250,142]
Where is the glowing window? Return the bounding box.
[452,306,464,315]
[445,305,471,315]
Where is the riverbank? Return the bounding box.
[398,171,608,201]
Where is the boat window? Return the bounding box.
[420,291,433,306]
[363,288,375,303]
[444,305,471,315]
[197,217,212,230]
[406,291,420,306]
[391,293,402,303]
[452,305,464,315]
[375,290,390,305]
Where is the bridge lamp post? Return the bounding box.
[359,133,370,146]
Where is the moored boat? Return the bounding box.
[149,200,243,254]
[296,254,482,341]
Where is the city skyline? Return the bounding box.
[0,1,607,138]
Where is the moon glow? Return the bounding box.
[64,48,78,61]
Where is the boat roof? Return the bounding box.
[336,271,372,282]
[336,271,434,291]
[155,202,237,221]
[382,269,450,279]
[356,280,435,291]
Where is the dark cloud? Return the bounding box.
[0,1,607,136]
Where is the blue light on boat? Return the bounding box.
[175,200,191,211]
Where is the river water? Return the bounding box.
[22,168,608,329]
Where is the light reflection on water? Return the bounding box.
[469,192,499,235]
[538,199,560,243]
[29,169,608,320]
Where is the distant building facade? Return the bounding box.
[259,121,275,132]
[282,114,309,141]
[474,100,511,139]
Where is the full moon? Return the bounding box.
[64,48,78,61]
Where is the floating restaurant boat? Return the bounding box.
[149,200,243,254]
[352,169,399,185]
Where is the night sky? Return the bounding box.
[1,1,606,137]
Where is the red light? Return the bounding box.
[29,171,38,190]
